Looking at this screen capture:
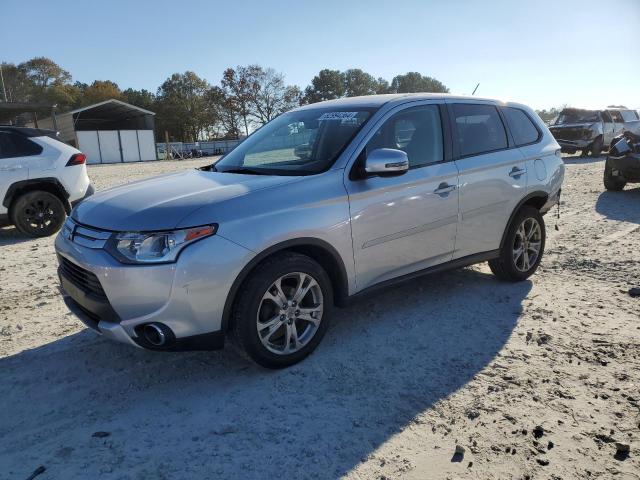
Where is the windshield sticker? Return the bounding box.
[318,112,359,121]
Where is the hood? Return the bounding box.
[72,169,298,231]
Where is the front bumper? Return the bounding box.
[557,139,591,151]
[55,226,254,351]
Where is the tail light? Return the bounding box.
[66,153,87,166]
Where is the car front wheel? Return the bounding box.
[232,252,333,368]
[489,206,546,282]
[11,191,66,238]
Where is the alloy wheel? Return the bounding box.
[512,217,542,272]
[256,272,324,355]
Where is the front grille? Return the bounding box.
[58,256,107,300]
[550,128,584,141]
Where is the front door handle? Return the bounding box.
[434,182,457,195]
[509,167,526,178]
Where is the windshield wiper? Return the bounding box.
[218,167,270,175]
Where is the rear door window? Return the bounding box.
[452,104,508,157]
[503,107,540,146]
[0,132,43,159]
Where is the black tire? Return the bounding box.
[603,160,626,191]
[10,191,66,238]
[231,252,333,368]
[489,206,546,282]
[591,136,604,157]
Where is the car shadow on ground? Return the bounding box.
[0,225,34,247]
[595,187,640,224]
[0,267,531,479]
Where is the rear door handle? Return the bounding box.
[509,167,526,178]
[434,182,457,195]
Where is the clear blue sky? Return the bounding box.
[2,0,639,110]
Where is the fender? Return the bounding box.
[3,177,71,213]
[220,237,350,332]
[499,191,549,249]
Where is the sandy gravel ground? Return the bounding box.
[0,156,638,480]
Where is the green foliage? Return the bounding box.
[389,72,449,94]
[2,57,452,140]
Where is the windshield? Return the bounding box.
[553,109,599,125]
[214,107,375,175]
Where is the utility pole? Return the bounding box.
[0,63,8,102]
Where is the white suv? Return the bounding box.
[0,126,93,237]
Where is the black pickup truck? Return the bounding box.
[549,108,640,157]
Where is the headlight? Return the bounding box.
[107,225,217,264]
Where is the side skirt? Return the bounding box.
[343,250,500,305]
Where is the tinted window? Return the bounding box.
[609,111,624,123]
[453,104,507,156]
[0,133,43,159]
[503,107,540,146]
[620,110,639,122]
[365,105,443,168]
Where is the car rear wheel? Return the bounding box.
[603,160,626,191]
[489,206,546,282]
[11,191,66,238]
[232,252,333,368]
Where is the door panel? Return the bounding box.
[137,130,157,161]
[348,163,459,289]
[601,111,615,145]
[97,131,121,163]
[454,150,527,257]
[77,131,101,164]
[449,102,527,258]
[120,130,141,162]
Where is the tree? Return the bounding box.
[302,69,345,104]
[249,68,301,124]
[343,69,379,97]
[221,66,262,136]
[375,77,390,94]
[156,71,213,141]
[19,57,71,89]
[82,80,124,105]
[0,62,30,103]
[389,72,449,93]
[123,88,156,111]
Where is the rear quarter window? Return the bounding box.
[503,107,540,146]
[452,104,508,157]
[0,133,43,159]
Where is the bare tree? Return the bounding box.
[250,68,301,125]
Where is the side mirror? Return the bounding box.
[364,148,409,176]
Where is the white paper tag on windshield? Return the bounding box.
[318,112,358,121]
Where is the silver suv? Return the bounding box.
[55,94,564,368]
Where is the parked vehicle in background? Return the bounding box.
[604,128,640,191]
[0,126,93,237]
[549,108,640,157]
[55,94,564,368]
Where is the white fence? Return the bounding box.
[157,139,242,158]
